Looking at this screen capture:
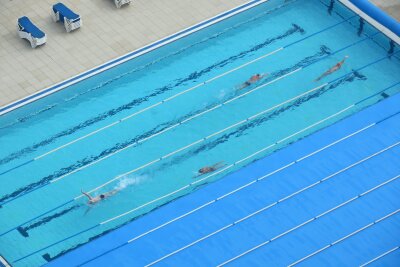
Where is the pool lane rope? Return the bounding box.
[288,213,400,266]
[2,63,399,244]
[9,83,400,263]
[74,48,391,199]
[64,48,398,197]
[145,149,400,266]
[359,245,400,267]
[0,30,385,207]
[80,121,400,266]
[215,175,400,267]
[0,14,358,176]
[1,66,398,232]
[54,67,299,183]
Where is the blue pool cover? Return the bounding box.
[48,92,400,266]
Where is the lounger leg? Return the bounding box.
[64,19,71,32]
[30,37,37,48]
[51,11,59,22]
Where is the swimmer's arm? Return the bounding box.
[81,190,93,200]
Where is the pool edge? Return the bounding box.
[0,255,11,267]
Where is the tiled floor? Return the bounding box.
[0,0,398,109]
[0,0,247,107]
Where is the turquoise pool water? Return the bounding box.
[0,0,399,265]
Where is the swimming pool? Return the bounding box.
[0,0,399,265]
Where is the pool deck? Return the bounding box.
[0,0,247,108]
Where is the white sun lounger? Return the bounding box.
[17,16,47,48]
[52,2,82,32]
[115,0,131,8]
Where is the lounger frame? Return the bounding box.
[115,0,131,8]
[51,8,82,33]
[17,23,47,48]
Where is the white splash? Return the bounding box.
[115,174,148,191]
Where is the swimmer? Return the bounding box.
[237,73,268,90]
[196,162,225,177]
[314,56,349,82]
[81,189,119,205]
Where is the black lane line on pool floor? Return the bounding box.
[0,45,332,207]
[0,24,305,167]
[1,27,375,207]
[0,14,359,171]
[16,204,82,238]
[70,114,400,267]
[16,134,400,264]
[10,75,400,263]
[15,66,364,238]
[154,71,365,171]
[40,109,400,265]
[0,0,299,132]
[55,42,391,200]
[0,50,394,244]
[24,101,400,266]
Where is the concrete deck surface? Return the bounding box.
[0,0,247,108]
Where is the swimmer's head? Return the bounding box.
[344,55,349,58]
[100,194,105,199]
